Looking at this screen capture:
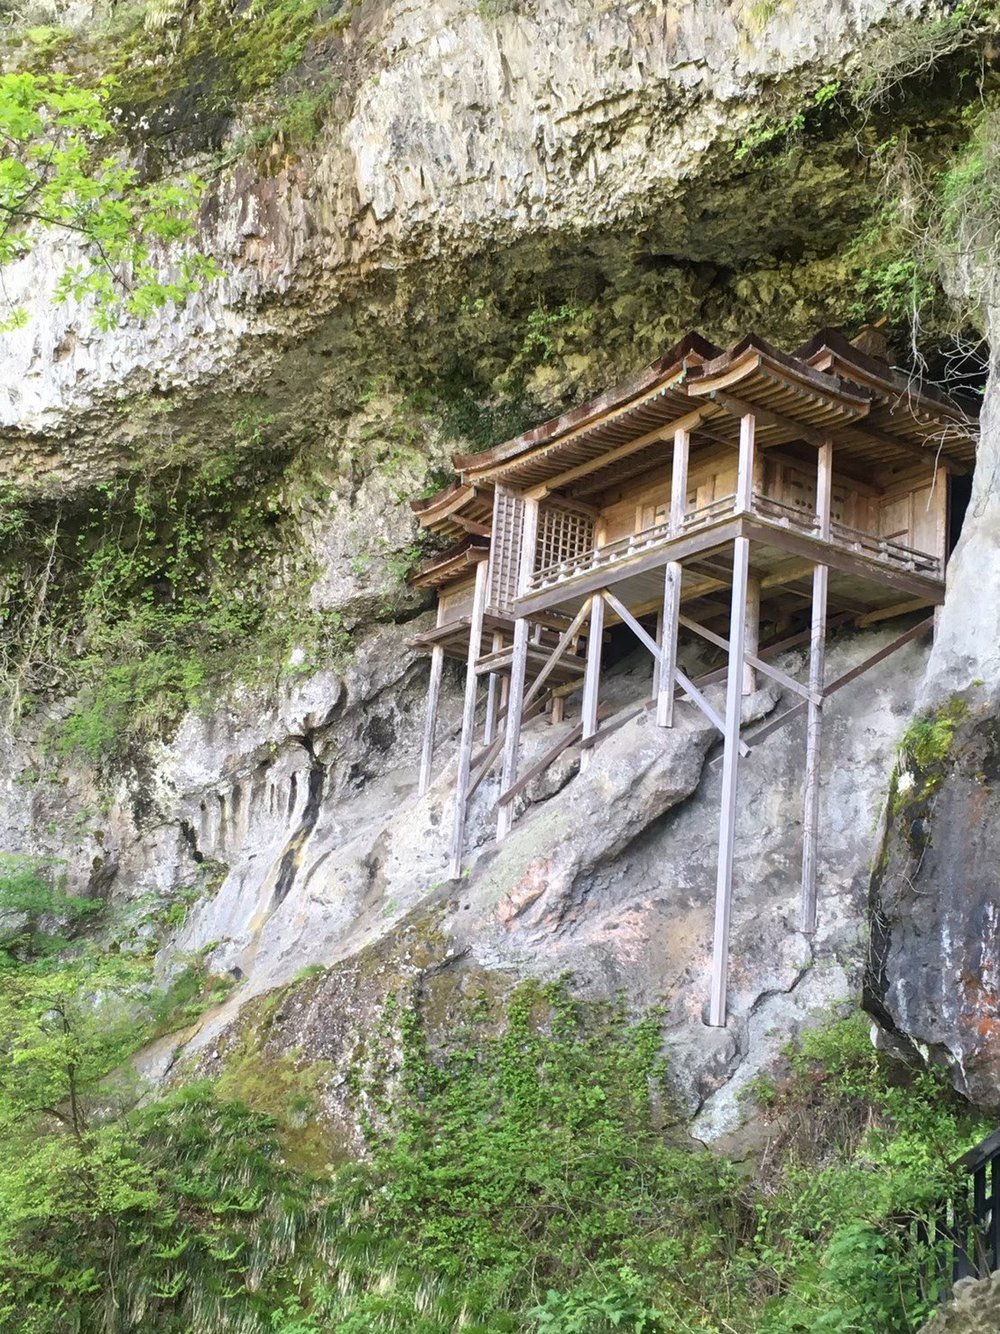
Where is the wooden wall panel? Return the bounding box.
[438,577,476,626]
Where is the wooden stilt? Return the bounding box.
[709,413,755,1028]
[483,630,503,745]
[801,440,833,934]
[657,425,690,728]
[520,599,591,713]
[418,644,445,796]
[658,564,682,727]
[651,610,663,701]
[580,594,604,772]
[449,559,490,878]
[743,575,761,695]
[496,498,539,841]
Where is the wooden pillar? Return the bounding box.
[497,497,539,842]
[449,559,489,879]
[709,413,755,1028]
[580,593,604,772]
[418,644,445,796]
[651,610,663,701]
[735,412,755,512]
[743,575,761,695]
[657,425,690,728]
[801,439,833,934]
[483,630,503,745]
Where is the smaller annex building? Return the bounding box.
[408,329,977,1025]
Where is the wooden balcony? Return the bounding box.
[517,489,943,619]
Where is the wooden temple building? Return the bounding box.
[408,330,977,1025]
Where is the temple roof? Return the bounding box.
[445,328,976,498]
[410,480,494,540]
[409,536,490,590]
[452,332,720,492]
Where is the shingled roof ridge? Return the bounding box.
[450,329,721,476]
[793,327,969,419]
[410,478,471,515]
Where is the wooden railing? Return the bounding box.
[523,490,942,594]
[829,518,940,575]
[527,517,674,592]
[893,1126,1000,1314]
[931,1128,1000,1288]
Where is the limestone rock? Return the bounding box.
[0,0,949,490]
[919,1274,1000,1334]
[868,308,1000,1108]
[866,705,1000,1109]
[143,627,926,1135]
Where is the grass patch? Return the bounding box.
[0,955,987,1333]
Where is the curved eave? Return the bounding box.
[797,328,968,421]
[411,480,473,521]
[797,337,977,467]
[452,331,721,484]
[686,336,873,431]
[410,481,494,539]
[408,538,490,590]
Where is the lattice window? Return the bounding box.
[536,504,595,573]
[488,485,524,615]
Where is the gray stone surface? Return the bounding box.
[0,0,982,1138]
[922,334,1000,709]
[866,702,1000,1108]
[919,1274,1000,1334]
[868,307,1000,1107]
[124,625,921,1135]
[0,0,938,488]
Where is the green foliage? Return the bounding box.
[901,697,969,772]
[106,0,345,157]
[734,83,843,162]
[0,432,349,761]
[0,964,987,1334]
[0,70,214,329]
[350,983,708,1316]
[0,1081,329,1334]
[0,853,99,962]
[744,0,786,30]
[476,0,523,20]
[748,1014,986,1334]
[888,697,970,845]
[0,859,274,1331]
[432,378,538,449]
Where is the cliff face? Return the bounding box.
[0,0,936,485]
[2,0,999,1135]
[865,321,1000,1107]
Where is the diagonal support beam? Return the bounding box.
[603,589,749,754]
[679,614,820,705]
[469,696,547,800]
[743,615,935,748]
[674,667,750,757]
[520,600,592,713]
[602,589,660,659]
